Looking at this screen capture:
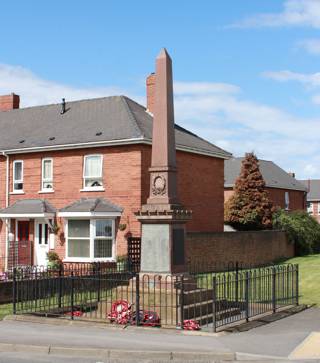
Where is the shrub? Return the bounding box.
[224,153,274,230]
[47,251,60,262]
[273,209,320,255]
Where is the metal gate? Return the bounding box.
[7,240,33,269]
[128,237,141,272]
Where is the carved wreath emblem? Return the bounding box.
[152,175,166,196]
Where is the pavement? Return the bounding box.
[0,307,319,362]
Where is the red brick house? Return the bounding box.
[0,83,231,271]
[300,179,320,222]
[224,157,307,211]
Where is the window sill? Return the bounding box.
[10,191,25,195]
[80,187,105,192]
[63,258,116,263]
[38,189,54,194]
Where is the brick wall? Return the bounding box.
[142,145,225,232]
[0,145,144,265]
[0,144,225,270]
[308,201,320,223]
[186,230,294,269]
[225,187,306,211]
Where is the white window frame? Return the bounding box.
[285,191,290,211]
[13,160,24,192]
[82,154,104,191]
[41,158,54,192]
[307,202,313,215]
[65,218,115,262]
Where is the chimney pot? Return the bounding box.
[60,98,66,114]
[0,93,20,111]
[288,172,295,178]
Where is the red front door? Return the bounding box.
[17,221,29,241]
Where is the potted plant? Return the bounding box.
[47,251,62,270]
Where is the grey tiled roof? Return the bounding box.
[0,199,56,215]
[299,180,320,201]
[60,198,123,213]
[0,96,231,159]
[225,158,307,192]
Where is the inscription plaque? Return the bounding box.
[172,228,185,266]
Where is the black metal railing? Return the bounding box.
[186,264,299,330]
[12,263,299,331]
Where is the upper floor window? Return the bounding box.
[307,202,313,214]
[285,191,290,211]
[42,158,53,191]
[13,160,23,192]
[83,155,103,190]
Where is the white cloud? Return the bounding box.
[263,70,320,87]
[174,82,240,95]
[0,62,319,178]
[174,81,320,178]
[298,38,320,54]
[230,0,320,28]
[311,94,320,104]
[303,163,318,176]
[0,63,141,107]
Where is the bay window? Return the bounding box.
[42,158,53,191]
[83,155,103,189]
[66,219,114,260]
[68,220,90,258]
[13,160,23,192]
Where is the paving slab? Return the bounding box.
[289,332,320,360]
[219,307,320,358]
[0,307,319,361]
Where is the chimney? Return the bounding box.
[146,72,156,114]
[288,172,295,178]
[0,93,20,111]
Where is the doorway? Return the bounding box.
[35,221,50,266]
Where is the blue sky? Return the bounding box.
[1,0,320,178]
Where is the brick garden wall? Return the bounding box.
[186,230,294,268]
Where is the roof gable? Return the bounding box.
[299,180,320,201]
[225,158,307,192]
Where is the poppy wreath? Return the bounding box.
[132,309,160,327]
[107,300,132,325]
[182,319,200,330]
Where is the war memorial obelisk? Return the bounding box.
[136,49,192,274]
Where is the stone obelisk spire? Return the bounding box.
[136,48,191,274]
[145,48,179,209]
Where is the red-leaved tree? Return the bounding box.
[224,153,274,230]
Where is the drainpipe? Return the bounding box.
[2,151,9,208]
[2,151,9,271]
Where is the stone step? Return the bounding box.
[184,307,242,325]
[183,299,241,318]
[183,289,214,305]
